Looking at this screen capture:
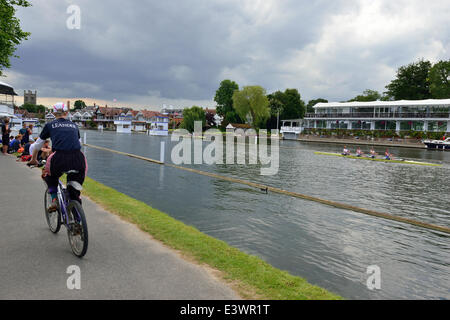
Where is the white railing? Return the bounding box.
[281,126,302,133]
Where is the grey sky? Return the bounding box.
[5,0,450,109]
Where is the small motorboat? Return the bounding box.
[423,138,450,150]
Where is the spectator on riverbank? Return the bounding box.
[2,118,11,154]
[9,135,23,153]
[22,124,33,145]
[21,140,34,156]
[40,140,51,160]
[29,139,50,161]
[19,124,27,136]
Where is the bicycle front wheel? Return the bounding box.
[66,200,88,258]
[44,189,61,234]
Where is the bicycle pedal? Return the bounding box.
[47,203,59,213]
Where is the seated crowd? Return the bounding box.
[0,133,51,165]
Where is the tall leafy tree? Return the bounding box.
[429,60,450,99]
[266,91,285,129]
[348,89,381,102]
[384,59,432,100]
[281,88,306,120]
[20,102,45,113]
[0,0,31,76]
[205,110,216,127]
[181,106,206,133]
[307,98,328,113]
[214,79,240,125]
[74,100,87,110]
[232,86,270,129]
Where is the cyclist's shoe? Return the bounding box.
[48,199,58,213]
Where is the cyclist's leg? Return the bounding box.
[43,152,62,208]
[66,151,87,204]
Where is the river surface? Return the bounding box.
[81,130,450,300]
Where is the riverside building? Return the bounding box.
[281,99,450,139]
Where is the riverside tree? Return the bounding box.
[429,60,450,99]
[348,89,381,102]
[73,100,87,110]
[280,89,306,120]
[266,91,285,129]
[181,106,206,133]
[205,110,216,128]
[265,89,306,128]
[214,79,241,126]
[307,98,328,113]
[20,103,46,114]
[384,59,432,100]
[0,0,31,76]
[232,86,270,129]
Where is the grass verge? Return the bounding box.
[82,176,342,300]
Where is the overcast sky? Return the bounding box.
[4,0,450,109]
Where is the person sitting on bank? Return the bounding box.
[342,146,350,156]
[22,139,33,156]
[29,139,51,162]
[40,140,52,161]
[9,135,23,153]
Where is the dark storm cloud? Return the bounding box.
[6,0,450,106]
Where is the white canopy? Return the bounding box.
[314,99,450,109]
[0,81,13,88]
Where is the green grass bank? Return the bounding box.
[82,176,342,300]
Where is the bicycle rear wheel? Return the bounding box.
[66,200,88,258]
[44,189,61,233]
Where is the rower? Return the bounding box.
[369,148,377,159]
[385,149,392,160]
[342,146,350,156]
[356,147,363,157]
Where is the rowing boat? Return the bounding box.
[314,152,442,167]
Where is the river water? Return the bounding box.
[81,130,450,300]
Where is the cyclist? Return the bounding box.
[28,102,87,212]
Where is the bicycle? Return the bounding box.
[43,170,89,258]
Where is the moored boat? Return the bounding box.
[423,138,450,150]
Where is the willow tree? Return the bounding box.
[0,0,31,76]
[232,86,270,129]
